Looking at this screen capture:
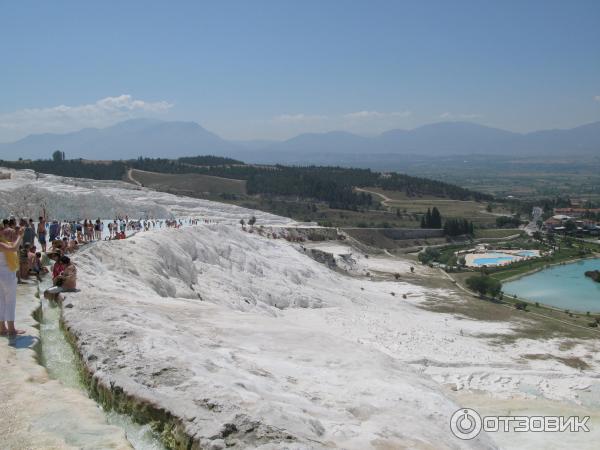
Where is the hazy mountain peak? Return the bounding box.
[0,118,233,160]
[0,119,598,161]
[108,118,164,130]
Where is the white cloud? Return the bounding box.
[594,95,600,102]
[344,110,384,119]
[0,94,173,141]
[273,110,411,123]
[273,113,328,123]
[439,112,482,120]
[265,109,413,138]
[344,110,411,119]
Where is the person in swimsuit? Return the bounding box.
[45,256,77,298]
[37,216,47,252]
[94,219,101,240]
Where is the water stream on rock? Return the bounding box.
[38,296,167,450]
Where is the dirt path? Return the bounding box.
[479,209,508,217]
[126,168,142,186]
[356,187,492,211]
[355,187,392,207]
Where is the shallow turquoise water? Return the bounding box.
[39,297,166,450]
[503,258,600,312]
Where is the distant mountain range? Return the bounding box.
[1,118,599,163]
[0,119,237,161]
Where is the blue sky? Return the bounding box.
[1,0,599,142]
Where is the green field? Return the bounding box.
[129,169,247,195]
[128,171,435,228]
[474,228,522,239]
[343,228,447,250]
[457,172,600,202]
[225,195,420,228]
[432,271,600,342]
[128,170,524,244]
[358,187,512,227]
[401,155,600,201]
[432,236,600,283]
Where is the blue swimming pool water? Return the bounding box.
[504,258,600,312]
[471,250,539,267]
[473,256,516,266]
[516,250,538,257]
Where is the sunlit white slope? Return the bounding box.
[0,168,294,224]
[63,225,496,449]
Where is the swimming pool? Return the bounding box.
[468,250,540,267]
[473,255,517,266]
[504,258,600,312]
[516,250,538,257]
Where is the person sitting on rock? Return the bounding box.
[30,252,46,281]
[50,239,63,254]
[57,256,77,291]
[45,256,77,298]
[27,245,38,277]
[18,242,31,281]
[68,238,79,252]
[60,237,70,253]
[48,251,65,280]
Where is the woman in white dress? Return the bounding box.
[0,226,24,336]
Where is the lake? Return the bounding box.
[503,258,600,312]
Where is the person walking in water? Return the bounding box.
[0,226,25,336]
[94,219,102,240]
[49,220,60,242]
[23,218,36,247]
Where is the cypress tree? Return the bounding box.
[431,207,442,228]
[425,208,432,228]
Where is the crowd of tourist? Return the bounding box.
[0,215,202,336]
[46,216,178,244]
